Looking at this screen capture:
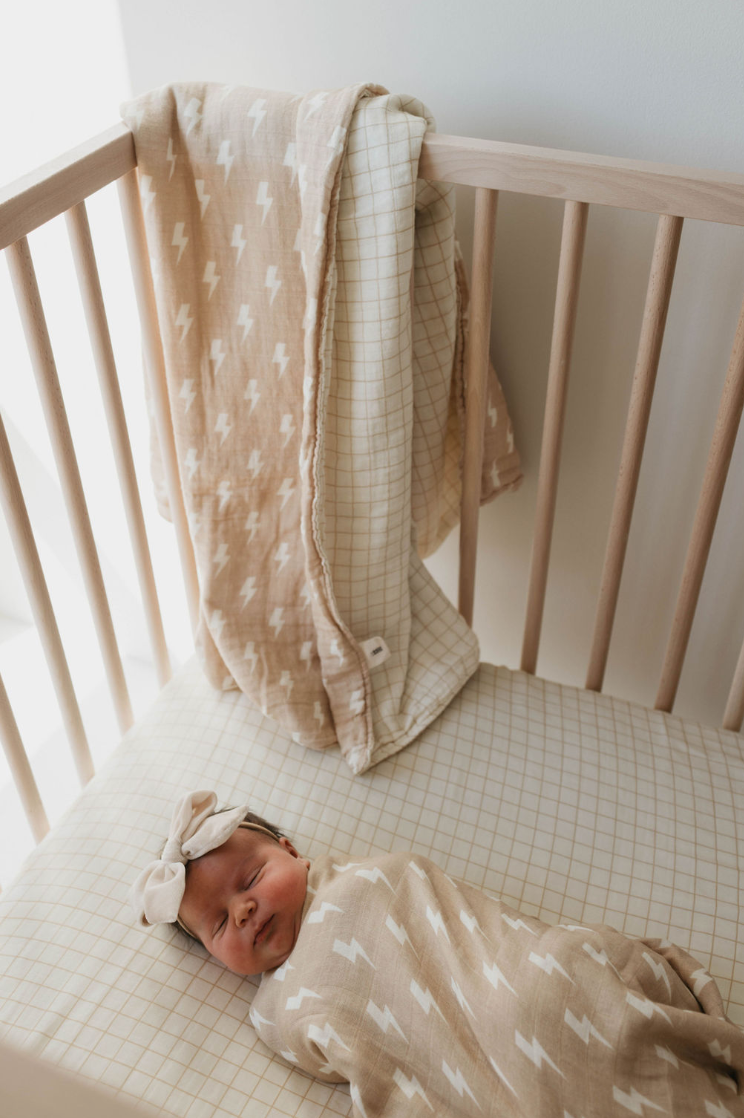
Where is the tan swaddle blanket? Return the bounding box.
[120,82,521,773]
[252,852,744,1116]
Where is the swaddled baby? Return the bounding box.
[131,791,744,1117]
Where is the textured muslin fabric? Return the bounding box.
[119,81,521,774]
[252,851,744,1117]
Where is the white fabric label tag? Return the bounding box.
[360,636,391,669]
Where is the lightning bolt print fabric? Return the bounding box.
[120,82,521,774]
[252,851,744,1117]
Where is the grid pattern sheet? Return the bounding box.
[1,655,743,1117]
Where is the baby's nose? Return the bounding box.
[234,896,256,926]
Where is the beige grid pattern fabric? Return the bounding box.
[120,82,521,775]
[1,657,743,1116]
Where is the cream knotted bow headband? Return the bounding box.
[129,790,279,930]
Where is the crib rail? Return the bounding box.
[1,121,744,857]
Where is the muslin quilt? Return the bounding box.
[251,852,744,1116]
[119,81,521,775]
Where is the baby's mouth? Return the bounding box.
[254,915,272,945]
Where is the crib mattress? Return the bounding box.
[0,655,742,1117]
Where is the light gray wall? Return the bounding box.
[116,0,744,727]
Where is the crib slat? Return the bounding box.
[0,673,49,844]
[65,201,172,688]
[521,200,589,675]
[586,214,684,692]
[117,170,200,634]
[655,290,744,713]
[459,188,499,626]
[5,235,134,735]
[0,413,94,787]
[724,638,744,732]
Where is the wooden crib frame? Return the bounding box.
[1,120,744,858]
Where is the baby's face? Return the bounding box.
[178,828,310,975]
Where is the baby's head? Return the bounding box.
[130,791,310,976]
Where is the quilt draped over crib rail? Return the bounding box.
[120,81,521,773]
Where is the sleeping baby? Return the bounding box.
[131,790,744,1116]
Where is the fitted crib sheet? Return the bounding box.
[0,655,742,1118]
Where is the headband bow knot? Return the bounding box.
[129,790,248,927]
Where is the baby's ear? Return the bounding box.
[278,836,301,858]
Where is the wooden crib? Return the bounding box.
[1,118,743,1117]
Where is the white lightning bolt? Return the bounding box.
[448,979,475,1019]
[408,861,428,881]
[301,583,313,610]
[247,450,263,478]
[216,480,231,510]
[714,1073,737,1094]
[139,173,156,211]
[244,511,260,540]
[704,1100,736,1118]
[285,987,320,1011]
[304,91,328,118]
[244,379,260,412]
[268,607,284,637]
[171,221,188,264]
[654,1045,679,1069]
[367,1001,406,1041]
[215,413,232,444]
[583,941,623,977]
[183,97,202,134]
[248,1006,274,1030]
[184,447,200,479]
[195,179,210,218]
[528,952,575,984]
[299,641,312,672]
[626,991,672,1024]
[691,968,714,997]
[491,460,501,488]
[514,1032,564,1076]
[307,1022,350,1052]
[349,689,364,715]
[165,137,177,180]
[243,641,258,673]
[179,378,196,412]
[488,399,497,427]
[329,638,345,665]
[483,959,517,996]
[272,959,294,982]
[277,478,294,508]
[409,979,445,1019]
[283,141,297,186]
[564,1008,613,1049]
[256,181,273,223]
[279,413,296,448]
[272,342,290,377]
[355,867,393,890]
[487,1055,516,1100]
[332,938,376,968]
[203,260,221,299]
[332,862,364,873]
[304,296,318,330]
[392,1069,433,1110]
[247,97,267,136]
[216,139,234,182]
[642,952,672,998]
[442,1062,480,1108]
[231,223,247,263]
[313,701,324,727]
[307,902,343,924]
[209,338,225,374]
[265,265,281,304]
[274,542,290,572]
[280,670,294,698]
[325,123,347,169]
[240,576,257,608]
[280,1049,298,1063]
[349,1085,368,1118]
[501,913,538,936]
[175,303,193,342]
[213,543,229,575]
[210,609,225,639]
[426,907,451,942]
[709,1038,733,1066]
[238,305,254,343]
[611,1085,664,1114]
[387,918,419,959]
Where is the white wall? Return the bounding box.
[115,0,744,729]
